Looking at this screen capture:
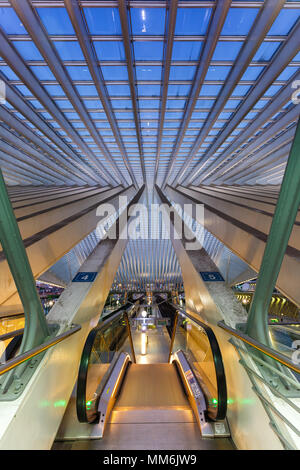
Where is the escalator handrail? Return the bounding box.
[76,299,142,423]
[167,301,228,421]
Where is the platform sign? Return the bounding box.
[72,272,98,282]
[200,271,224,282]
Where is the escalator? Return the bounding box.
[67,298,235,449]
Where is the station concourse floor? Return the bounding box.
[52,326,235,450]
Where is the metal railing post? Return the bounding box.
[245,118,300,345]
[0,168,50,356]
[124,311,136,363]
[168,310,179,363]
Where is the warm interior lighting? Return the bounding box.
[141,332,147,355]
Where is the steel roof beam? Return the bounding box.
[170,0,286,187]
[0,126,71,185]
[205,106,300,184]
[161,0,231,188]
[183,16,300,187]
[64,0,138,189]
[0,16,114,186]
[0,106,84,186]
[118,0,146,184]
[226,131,295,184]
[237,155,289,186]
[154,0,178,185]
[202,72,300,184]
[1,74,100,186]
[11,0,122,186]
[0,153,49,185]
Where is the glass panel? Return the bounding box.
[169,65,196,80]
[94,41,125,61]
[277,66,298,81]
[134,41,164,60]
[106,84,131,96]
[199,84,222,96]
[221,8,259,35]
[167,84,191,96]
[212,41,243,61]
[12,41,43,60]
[0,7,27,34]
[130,8,166,35]
[171,313,222,420]
[83,312,134,422]
[30,66,56,81]
[205,65,231,81]
[175,8,212,35]
[83,7,122,35]
[240,66,264,81]
[138,84,161,96]
[36,7,75,35]
[136,65,162,80]
[0,65,19,81]
[102,66,128,81]
[66,66,92,81]
[172,41,202,61]
[267,10,300,36]
[231,84,251,96]
[53,41,85,61]
[75,85,98,96]
[253,41,281,62]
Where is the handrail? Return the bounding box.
[166,301,228,421]
[218,320,300,374]
[0,324,81,376]
[0,328,24,342]
[76,304,138,423]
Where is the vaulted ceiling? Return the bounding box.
[0,1,299,291]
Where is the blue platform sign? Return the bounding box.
[72,272,98,283]
[200,272,224,282]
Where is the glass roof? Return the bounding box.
[0,0,298,189]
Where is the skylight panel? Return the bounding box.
[65,66,92,81]
[137,84,161,96]
[252,41,281,62]
[0,65,19,80]
[30,65,56,81]
[169,65,196,80]
[101,65,128,81]
[175,8,212,35]
[36,7,75,35]
[75,84,98,96]
[134,41,163,61]
[240,66,264,81]
[12,41,43,60]
[199,84,222,96]
[136,65,162,80]
[103,84,130,96]
[83,8,122,35]
[52,41,85,61]
[172,41,202,62]
[267,10,300,36]
[205,66,231,81]
[221,8,259,36]
[276,66,298,81]
[212,41,243,62]
[93,41,125,61]
[167,84,191,96]
[0,7,27,34]
[130,8,166,36]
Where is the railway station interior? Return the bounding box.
[0,0,299,452]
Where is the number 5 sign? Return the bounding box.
[200,272,225,282]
